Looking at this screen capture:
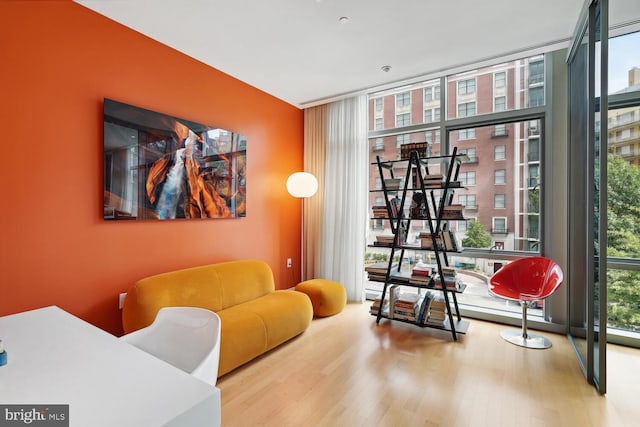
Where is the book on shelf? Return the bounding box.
[388,285,399,319]
[433,274,462,291]
[372,205,387,218]
[442,229,459,252]
[375,234,395,244]
[418,232,444,250]
[384,178,401,191]
[370,296,389,316]
[365,262,396,273]
[441,205,465,220]
[423,173,443,182]
[392,291,420,322]
[417,291,435,325]
[390,271,411,283]
[389,197,402,218]
[365,262,397,282]
[425,294,447,326]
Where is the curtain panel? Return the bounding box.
[304,95,368,302]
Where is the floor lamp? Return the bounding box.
[286,172,318,281]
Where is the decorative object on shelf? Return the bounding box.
[369,147,469,340]
[488,256,564,349]
[103,98,247,221]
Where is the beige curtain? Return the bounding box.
[303,95,368,302]
[303,104,327,281]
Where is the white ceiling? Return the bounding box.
[74,0,640,108]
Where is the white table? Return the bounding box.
[0,306,221,426]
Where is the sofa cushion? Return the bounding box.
[216,309,268,376]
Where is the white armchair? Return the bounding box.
[121,306,221,386]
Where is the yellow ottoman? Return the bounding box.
[295,279,346,317]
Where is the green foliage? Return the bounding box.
[606,154,640,330]
[462,220,492,249]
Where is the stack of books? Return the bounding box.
[384,178,401,191]
[369,296,388,316]
[365,262,395,282]
[424,294,447,326]
[372,205,387,218]
[416,291,434,324]
[419,232,443,250]
[433,267,462,291]
[422,173,444,189]
[374,235,395,247]
[441,204,465,219]
[409,262,434,286]
[392,291,420,321]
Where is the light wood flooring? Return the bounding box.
[217,303,640,427]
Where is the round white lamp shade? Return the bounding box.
[286,172,318,198]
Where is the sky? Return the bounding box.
[608,30,640,93]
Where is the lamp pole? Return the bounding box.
[286,172,318,281]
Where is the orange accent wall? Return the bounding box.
[0,2,304,335]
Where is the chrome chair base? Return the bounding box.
[500,329,552,349]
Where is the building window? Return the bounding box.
[424,85,441,102]
[528,138,540,161]
[495,144,506,160]
[494,124,507,136]
[425,129,441,144]
[616,129,632,140]
[396,92,411,108]
[424,108,441,123]
[529,60,544,85]
[492,217,507,233]
[616,111,635,125]
[459,171,476,186]
[396,113,410,127]
[374,97,383,112]
[495,71,506,88]
[458,78,476,95]
[375,177,382,190]
[396,134,410,147]
[373,138,384,151]
[459,128,476,140]
[459,194,477,209]
[458,102,476,118]
[460,147,477,162]
[494,194,506,209]
[375,118,383,130]
[529,164,540,188]
[494,96,506,112]
[495,169,506,184]
[529,86,544,107]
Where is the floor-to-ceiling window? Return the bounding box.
[606,30,640,342]
[365,54,554,324]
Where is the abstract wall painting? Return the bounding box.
[103,98,246,220]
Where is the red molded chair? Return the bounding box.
[488,256,563,349]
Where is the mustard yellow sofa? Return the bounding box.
[122,260,313,377]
